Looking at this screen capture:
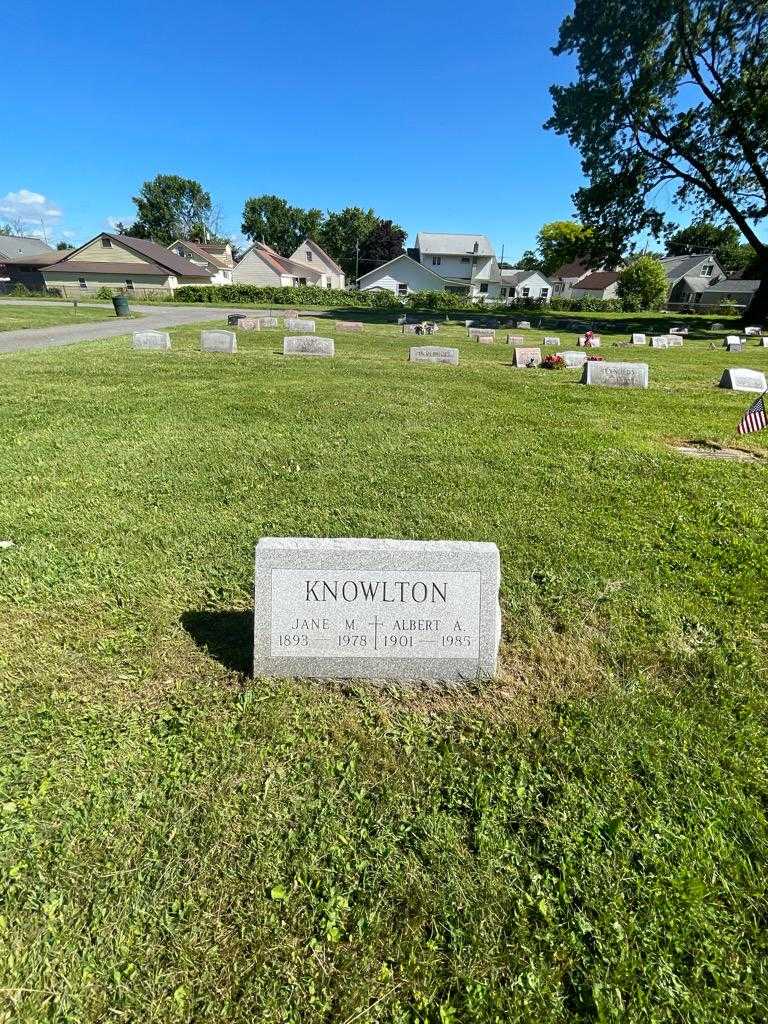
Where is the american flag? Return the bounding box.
[738,392,767,435]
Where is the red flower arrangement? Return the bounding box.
[541,354,565,369]
[587,354,605,361]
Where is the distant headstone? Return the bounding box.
[631,333,647,345]
[577,336,601,348]
[668,337,684,347]
[227,313,247,326]
[543,336,560,346]
[745,326,762,336]
[562,351,588,368]
[201,330,237,353]
[336,321,363,332]
[725,335,743,345]
[285,318,315,332]
[252,536,501,682]
[258,317,278,328]
[464,320,475,328]
[517,321,531,329]
[669,327,689,335]
[468,327,494,339]
[409,346,459,365]
[284,336,334,357]
[719,368,767,393]
[512,346,542,368]
[474,332,495,344]
[238,317,261,331]
[727,341,744,352]
[132,330,170,351]
[402,324,421,334]
[506,335,525,345]
[282,309,299,318]
[650,336,672,348]
[581,360,649,388]
[759,338,768,348]
[710,322,724,331]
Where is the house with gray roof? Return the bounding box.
[0,234,72,291]
[661,252,759,310]
[413,232,502,300]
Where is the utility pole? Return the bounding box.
[355,240,359,283]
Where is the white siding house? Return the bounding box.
[500,269,552,303]
[288,239,345,289]
[233,241,325,287]
[168,239,234,285]
[414,232,501,299]
[357,254,449,295]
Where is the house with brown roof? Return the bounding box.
[0,235,73,291]
[168,239,235,285]
[233,240,330,288]
[571,270,621,301]
[40,233,215,294]
[549,259,595,298]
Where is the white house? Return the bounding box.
[233,241,325,287]
[571,271,621,300]
[288,239,345,289]
[168,239,235,285]
[413,232,501,299]
[500,269,552,303]
[357,253,450,296]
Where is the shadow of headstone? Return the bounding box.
[181,609,252,676]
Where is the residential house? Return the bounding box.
[412,232,501,299]
[40,233,214,294]
[571,271,621,301]
[661,253,758,310]
[168,239,235,284]
[288,239,345,289]
[499,269,552,303]
[549,259,594,298]
[233,240,327,287]
[0,235,70,291]
[357,253,451,296]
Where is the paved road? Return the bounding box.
[0,300,242,354]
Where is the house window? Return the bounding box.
[101,237,112,248]
[432,256,441,266]
[306,250,312,261]
[701,264,713,276]
[78,277,87,289]
[125,279,134,290]
[479,283,488,293]
[397,282,408,296]
[500,287,507,298]
[540,288,549,298]
[460,256,470,263]
[522,287,530,298]
[694,293,702,302]
[326,281,332,288]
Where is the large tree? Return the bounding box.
[318,207,380,280]
[125,175,215,245]
[619,254,669,309]
[547,0,768,320]
[356,219,407,278]
[536,220,595,274]
[666,221,754,274]
[241,195,323,255]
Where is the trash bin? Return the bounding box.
[112,295,130,317]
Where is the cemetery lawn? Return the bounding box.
[0,303,127,331]
[1,318,767,1023]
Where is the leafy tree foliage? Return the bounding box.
[355,219,407,278]
[537,220,595,274]
[123,175,215,245]
[513,250,544,271]
[547,0,768,318]
[241,195,323,255]
[318,207,379,279]
[666,222,754,275]
[618,255,669,309]
[55,241,70,250]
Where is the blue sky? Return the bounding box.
[5,0,613,256]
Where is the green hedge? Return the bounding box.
[172,285,396,307]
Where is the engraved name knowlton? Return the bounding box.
[302,578,448,603]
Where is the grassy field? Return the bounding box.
[1,317,767,1023]
[0,303,130,331]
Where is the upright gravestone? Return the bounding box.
[512,347,542,368]
[719,368,767,393]
[409,346,459,365]
[581,361,649,388]
[474,332,495,345]
[631,333,647,345]
[577,336,602,348]
[506,335,525,345]
[283,336,334,357]
[238,317,261,331]
[132,331,171,351]
[669,327,689,335]
[668,336,684,347]
[745,326,762,336]
[650,336,672,348]
[759,338,768,348]
[543,336,561,346]
[253,537,501,682]
[517,321,531,329]
[336,321,363,332]
[402,324,422,334]
[285,318,315,332]
[725,335,743,346]
[258,317,278,328]
[201,330,237,353]
[562,351,588,369]
[727,341,744,353]
[227,313,247,326]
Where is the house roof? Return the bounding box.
[240,240,322,278]
[575,271,620,291]
[415,232,494,256]
[0,235,55,260]
[705,278,760,294]
[44,233,209,278]
[42,261,207,277]
[169,239,234,270]
[660,253,718,281]
[551,258,593,279]
[500,269,548,287]
[4,249,74,266]
[297,238,344,275]
[357,252,447,284]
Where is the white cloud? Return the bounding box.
[0,188,63,228]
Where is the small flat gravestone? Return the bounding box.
[581,360,649,388]
[759,338,768,348]
[468,327,494,338]
[506,335,525,345]
[650,336,672,349]
[668,337,684,347]
[253,537,501,682]
[512,346,542,368]
[725,335,743,346]
[238,317,262,331]
[474,332,495,345]
[285,318,315,332]
[745,327,762,336]
[719,368,767,393]
[258,317,278,328]
[336,321,363,332]
[669,327,689,335]
[543,336,560,346]
[562,351,587,368]
[631,333,647,345]
[727,341,744,352]
[577,336,601,347]
[284,336,334,357]
[133,330,170,351]
[201,330,237,354]
[409,346,459,365]
[517,321,531,329]
[402,324,421,334]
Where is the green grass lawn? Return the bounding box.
[1,318,767,1023]
[0,303,126,331]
